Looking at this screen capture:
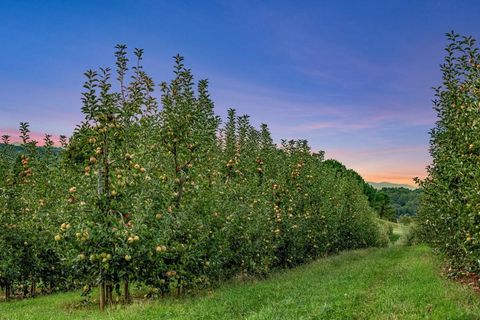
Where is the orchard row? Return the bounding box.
[418,33,480,277]
[0,46,386,309]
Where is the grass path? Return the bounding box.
[1,245,480,319]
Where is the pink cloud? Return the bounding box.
[0,128,66,146]
[324,146,429,186]
[326,146,427,159]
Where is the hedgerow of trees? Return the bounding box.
[417,32,480,275]
[323,160,413,221]
[0,46,387,309]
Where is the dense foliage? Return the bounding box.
[417,32,480,275]
[322,160,404,220]
[379,187,421,217]
[0,46,385,308]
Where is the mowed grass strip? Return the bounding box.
[1,245,479,320]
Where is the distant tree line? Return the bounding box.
[380,188,421,217]
[323,160,420,221]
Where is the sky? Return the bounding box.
[1,1,480,186]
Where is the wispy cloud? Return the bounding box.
[210,76,345,118]
[326,146,427,159]
[211,76,435,131]
[292,110,434,133]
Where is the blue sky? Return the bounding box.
[1,0,480,184]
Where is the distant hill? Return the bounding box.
[368,181,417,190]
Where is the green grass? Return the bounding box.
[1,245,480,319]
[377,218,411,245]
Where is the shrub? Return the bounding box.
[398,215,413,225]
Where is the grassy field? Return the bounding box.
[1,244,480,319]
